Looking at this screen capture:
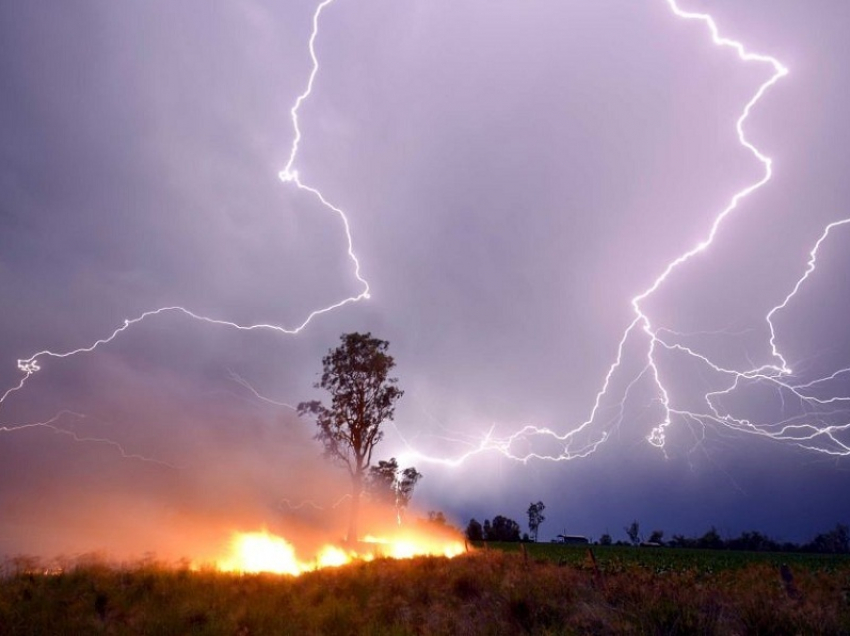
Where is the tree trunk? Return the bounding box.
[346,471,363,544]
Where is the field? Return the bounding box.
[2,546,849,635]
[482,541,850,574]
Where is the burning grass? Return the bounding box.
[208,527,466,575]
[3,548,850,634]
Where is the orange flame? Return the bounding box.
[211,528,465,575]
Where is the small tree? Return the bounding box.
[298,332,403,543]
[647,529,664,545]
[427,511,448,526]
[625,520,641,545]
[599,533,613,546]
[367,457,422,520]
[466,518,484,541]
[697,526,724,550]
[669,534,693,548]
[366,459,398,504]
[527,501,546,542]
[806,524,850,554]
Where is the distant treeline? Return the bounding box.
[659,523,849,554]
[465,517,522,542]
[465,515,850,555]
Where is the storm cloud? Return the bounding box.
[1,0,849,557]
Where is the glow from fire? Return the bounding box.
[362,534,465,560]
[217,531,304,576]
[211,528,466,575]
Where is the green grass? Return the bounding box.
[481,541,850,573]
[2,549,850,635]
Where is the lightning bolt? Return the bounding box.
[228,370,297,411]
[0,0,366,459]
[278,496,351,512]
[0,411,178,468]
[1,0,365,405]
[4,0,849,470]
[402,0,850,465]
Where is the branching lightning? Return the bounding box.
[401,0,850,465]
[3,0,850,471]
[1,0,366,407]
[0,0,365,456]
[229,370,296,411]
[0,411,178,468]
[279,495,350,512]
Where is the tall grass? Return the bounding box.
[2,550,849,634]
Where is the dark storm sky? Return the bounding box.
[1,0,849,555]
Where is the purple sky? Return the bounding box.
[1,0,849,556]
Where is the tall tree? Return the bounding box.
[298,332,403,543]
[526,501,546,542]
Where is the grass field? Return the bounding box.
[2,547,849,635]
[481,541,850,573]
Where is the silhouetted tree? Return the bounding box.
[427,510,447,526]
[526,501,546,542]
[367,457,422,519]
[727,530,778,552]
[669,534,693,549]
[483,519,492,540]
[647,529,664,545]
[488,515,522,542]
[625,520,641,545]
[697,526,724,550]
[466,518,484,542]
[599,533,613,546]
[367,459,397,503]
[805,523,849,554]
[298,332,403,543]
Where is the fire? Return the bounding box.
[217,531,306,576]
[211,528,466,575]
[362,534,466,559]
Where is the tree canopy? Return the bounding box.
[298,332,404,542]
[486,515,522,542]
[367,457,422,519]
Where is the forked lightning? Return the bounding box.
[3,0,849,464]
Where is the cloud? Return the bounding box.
[1,0,849,556]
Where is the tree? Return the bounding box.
[647,529,664,545]
[625,520,641,545]
[427,511,447,526]
[465,518,484,542]
[367,457,422,519]
[298,332,404,543]
[669,534,693,549]
[805,523,849,554]
[526,501,546,542]
[366,459,398,504]
[697,526,724,550]
[488,515,522,542]
[599,533,613,546]
[727,530,778,552]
